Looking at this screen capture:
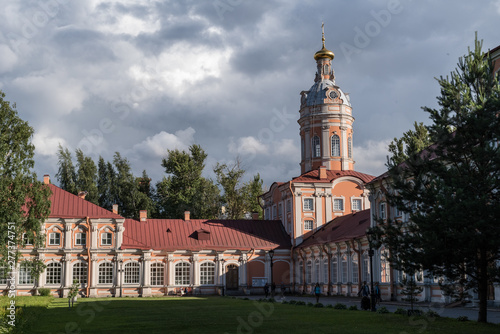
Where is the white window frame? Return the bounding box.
[331,134,340,157]
[150,262,165,286]
[304,220,313,230]
[312,136,321,158]
[98,262,113,284]
[49,232,60,246]
[333,198,344,211]
[379,202,387,220]
[22,233,33,246]
[341,254,348,283]
[351,254,359,284]
[306,260,312,284]
[75,232,86,246]
[101,232,113,246]
[124,262,140,284]
[303,198,314,211]
[331,257,338,284]
[348,136,353,159]
[19,262,33,285]
[200,262,215,285]
[175,262,191,286]
[72,262,88,285]
[351,198,362,211]
[46,262,62,285]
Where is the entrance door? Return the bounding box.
[226,264,239,290]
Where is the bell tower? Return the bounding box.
[298,24,355,174]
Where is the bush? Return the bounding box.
[394,308,407,315]
[348,305,358,311]
[288,300,297,305]
[425,309,440,318]
[326,304,333,308]
[457,316,469,322]
[377,306,389,314]
[38,288,51,296]
[242,298,249,300]
[307,302,314,307]
[333,303,347,310]
[282,300,289,304]
[268,298,276,303]
[296,301,306,306]
[314,303,324,308]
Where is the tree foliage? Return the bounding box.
[372,35,500,323]
[156,145,220,219]
[0,90,51,266]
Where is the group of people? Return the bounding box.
[264,282,287,298]
[262,281,382,307]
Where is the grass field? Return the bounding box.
[1,296,499,334]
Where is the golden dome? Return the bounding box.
[314,23,334,60]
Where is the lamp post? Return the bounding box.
[366,230,376,312]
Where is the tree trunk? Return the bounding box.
[477,251,488,323]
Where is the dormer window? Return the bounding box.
[49,232,60,246]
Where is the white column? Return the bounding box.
[321,124,329,161]
[142,253,152,297]
[240,254,247,287]
[325,194,332,222]
[340,125,348,170]
[91,222,98,249]
[192,254,198,286]
[294,193,303,243]
[64,224,72,249]
[89,255,98,298]
[315,193,323,228]
[304,128,311,170]
[63,256,71,289]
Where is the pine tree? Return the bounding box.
[0,90,51,267]
[55,144,76,194]
[75,149,98,204]
[373,35,500,323]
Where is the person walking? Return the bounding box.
[374,282,381,305]
[358,281,370,310]
[314,283,321,303]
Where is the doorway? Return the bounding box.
[226,264,239,290]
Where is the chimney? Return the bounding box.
[78,191,88,199]
[252,212,260,220]
[140,210,147,222]
[112,204,118,214]
[184,211,190,221]
[43,174,50,185]
[319,166,327,180]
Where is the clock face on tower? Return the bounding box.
[329,90,338,100]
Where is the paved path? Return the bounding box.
[236,294,500,324]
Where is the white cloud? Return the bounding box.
[0,45,17,73]
[354,139,391,177]
[228,136,268,157]
[33,130,68,157]
[132,127,195,158]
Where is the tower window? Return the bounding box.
[304,220,313,230]
[312,136,320,158]
[331,135,340,156]
[303,198,314,211]
[348,136,353,159]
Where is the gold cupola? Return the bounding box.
[314,23,334,60]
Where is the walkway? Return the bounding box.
[236,294,500,324]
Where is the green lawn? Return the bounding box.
[1,296,499,334]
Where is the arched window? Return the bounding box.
[124,262,140,284]
[348,136,353,158]
[341,254,348,283]
[351,254,359,284]
[19,262,33,285]
[362,252,370,283]
[73,262,88,285]
[98,262,113,284]
[306,260,312,284]
[331,257,338,283]
[331,135,340,156]
[312,136,320,158]
[175,262,191,285]
[314,259,320,283]
[380,248,391,283]
[200,262,215,285]
[150,263,164,286]
[46,262,62,285]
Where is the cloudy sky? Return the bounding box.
[1,0,499,188]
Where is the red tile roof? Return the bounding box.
[291,169,375,184]
[121,219,292,251]
[47,184,123,219]
[296,209,370,248]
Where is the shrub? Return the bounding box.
[282,300,289,304]
[288,300,297,305]
[307,302,314,307]
[348,305,358,311]
[268,298,276,303]
[314,303,324,308]
[457,316,469,322]
[333,303,347,310]
[242,298,249,300]
[377,306,389,314]
[425,309,440,318]
[38,288,51,296]
[296,301,306,306]
[394,308,407,315]
[326,304,333,308]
